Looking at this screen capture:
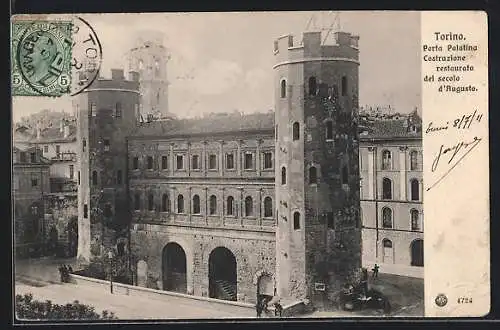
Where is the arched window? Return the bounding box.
[293,212,300,230]
[193,195,201,214]
[341,76,347,96]
[382,178,392,199]
[134,193,141,210]
[177,195,184,213]
[115,102,122,117]
[227,196,234,216]
[382,207,393,228]
[342,165,348,184]
[281,167,287,185]
[116,169,122,185]
[308,77,317,96]
[280,79,286,98]
[382,150,392,170]
[148,193,154,211]
[326,120,333,140]
[410,179,420,201]
[383,239,393,248]
[264,197,273,218]
[411,209,420,231]
[292,122,300,141]
[245,196,253,217]
[162,194,170,212]
[92,171,98,185]
[209,195,217,215]
[309,166,317,184]
[410,150,418,170]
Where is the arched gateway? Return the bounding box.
[162,242,187,293]
[208,247,237,301]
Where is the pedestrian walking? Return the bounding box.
[68,265,73,273]
[58,265,64,282]
[372,264,380,279]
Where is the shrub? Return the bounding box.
[15,293,117,320]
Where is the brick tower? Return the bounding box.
[75,69,140,265]
[274,31,362,309]
[127,31,170,120]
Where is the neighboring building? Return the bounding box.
[13,146,51,258]
[75,30,423,310]
[359,110,423,278]
[13,117,78,194]
[127,32,170,120]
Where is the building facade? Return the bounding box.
[75,30,423,308]
[13,146,51,258]
[359,112,423,278]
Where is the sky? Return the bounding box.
[12,11,421,122]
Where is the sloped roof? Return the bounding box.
[359,118,422,140]
[130,112,275,138]
[13,125,77,143]
[12,146,52,165]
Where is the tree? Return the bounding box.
[15,294,117,320]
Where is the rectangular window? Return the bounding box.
[30,152,36,163]
[327,212,334,229]
[226,153,234,169]
[83,139,87,152]
[133,157,139,170]
[78,171,80,185]
[209,154,217,170]
[176,155,184,170]
[20,152,26,163]
[263,152,273,169]
[147,156,154,169]
[192,155,199,170]
[161,156,168,170]
[69,165,74,179]
[91,103,97,117]
[31,174,38,187]
[244,153,253,170]
[56,145,61,156]
[115,102,122,117]
[84,204,88,218]
[43,145,48,153]
[103,139,110,151]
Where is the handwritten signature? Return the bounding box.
[427,136,482,191]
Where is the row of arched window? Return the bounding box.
[382,207,422,231]
[382,177,420,200]
[133,193,274,218]
[280,76,348,99]
[382,150,420,171]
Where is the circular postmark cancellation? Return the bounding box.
[11,16,102,97]
[70,16,103,96]
[435,293,448,307]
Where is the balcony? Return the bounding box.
[51,152,76,162]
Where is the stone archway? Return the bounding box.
[411,239,424,267]
[162,242,187,293]
[208,247,237,301]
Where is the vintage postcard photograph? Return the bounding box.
[11,11,489,321]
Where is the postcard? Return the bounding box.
[11,11,489,321]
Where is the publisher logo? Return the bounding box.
[435,294,448,307]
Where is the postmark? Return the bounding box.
[11,16,103,97]
[12,20,73,97]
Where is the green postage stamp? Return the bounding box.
[11,20,73,97]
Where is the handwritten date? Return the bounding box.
[425,110,483,135]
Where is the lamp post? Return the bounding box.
[108,250,114,294]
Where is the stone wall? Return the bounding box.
[130,223,276,304]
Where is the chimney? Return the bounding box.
[36,122,41,140]
[111,69,124,80]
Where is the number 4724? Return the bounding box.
[457,297,472,304]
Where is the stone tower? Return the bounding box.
[274,31,362,309]
[127,31,170,120]
[75,69,140,265]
